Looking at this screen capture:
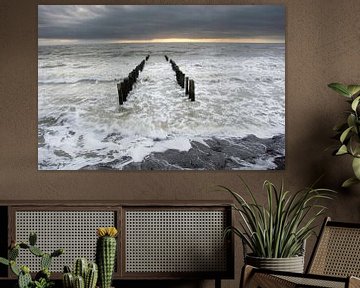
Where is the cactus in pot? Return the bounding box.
[96,227,118,288]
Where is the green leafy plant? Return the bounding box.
[33,278,54,288]
[328,83,360,187]
[221,179,334,258]
[0,232,63,288]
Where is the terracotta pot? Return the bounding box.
[245,254,304,273]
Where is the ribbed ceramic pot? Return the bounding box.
[245,254,304,273]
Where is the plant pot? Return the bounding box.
[245,254,304,273]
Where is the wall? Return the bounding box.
[0,0,359,287]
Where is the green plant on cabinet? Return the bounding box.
[328,82,360,187]
[96,227,118,288]
[0,232,64,288]
[221,178,335,259]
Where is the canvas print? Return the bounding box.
[38,5,285,170]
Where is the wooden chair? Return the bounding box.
[241,217,360,288]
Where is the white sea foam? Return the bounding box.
[38,43,285,170]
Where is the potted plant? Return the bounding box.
[328,83,360,187]
[221,179,334,273]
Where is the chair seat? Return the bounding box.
[243,266,360,288]
[277,274,346,288]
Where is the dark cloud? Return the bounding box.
[38,5,284,41]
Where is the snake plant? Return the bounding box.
[221,178,335,258]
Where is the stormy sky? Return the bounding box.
[38,5,284,44]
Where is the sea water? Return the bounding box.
[38,43,285,170]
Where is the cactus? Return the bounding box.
[51,248,64,258]
[0,233,64,288]
[64,265,72,273]
[96,227,118,288]
[18,267,32,288]
[10,260,20,276]
[9,246,19,260]
[85,263,98,288]
[19,243,30,249]
[74,258,88,279]
[63,260,98,288]
[0,257,9,266]
[41,253,52,270]
[63,272,74,288]
[29,232,37,246]
[74,275,85,288]
[29,245,44,257]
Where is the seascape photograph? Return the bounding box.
[38,5,285,170]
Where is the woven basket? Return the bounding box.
[243,240,305,273]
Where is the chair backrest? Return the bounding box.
[307,217,360,277]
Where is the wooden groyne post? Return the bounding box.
[189,80,195,101]
[167,57,195,101]
[117,56,148,105]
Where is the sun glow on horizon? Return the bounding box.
[116,37,284,44]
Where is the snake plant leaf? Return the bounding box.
[221,179,335,258]
[328,83,351,97]
[351,96,360,111]
[342,177,360,188]
[347,85,360,97]
[340,126,353,143]
[336,144,348,155]
[352,157,360,179]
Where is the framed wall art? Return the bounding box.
[38,5,285,170]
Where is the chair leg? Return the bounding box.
[215,278,221,288]
[349,276,360,288]
[240,265,296,288]
[240,265,255,288]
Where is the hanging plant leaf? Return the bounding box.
[340,126,353,143]
[342,177,360,188]
[349,135,360,157]
[328,83,351,97]
[347,85,360,97]
[336,145,348,155]
[347,114,356,128]
[351,96,360,111]
[352,157,360,180]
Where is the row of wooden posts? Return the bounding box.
[116,54,150,105]
[165,55,195,102]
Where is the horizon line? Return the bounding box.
[38,37,285,46]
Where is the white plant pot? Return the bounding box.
[245,254,305,273]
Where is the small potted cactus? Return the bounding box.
[0,232,64,288]
[62,258,98,288]
[96,227,118,288]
